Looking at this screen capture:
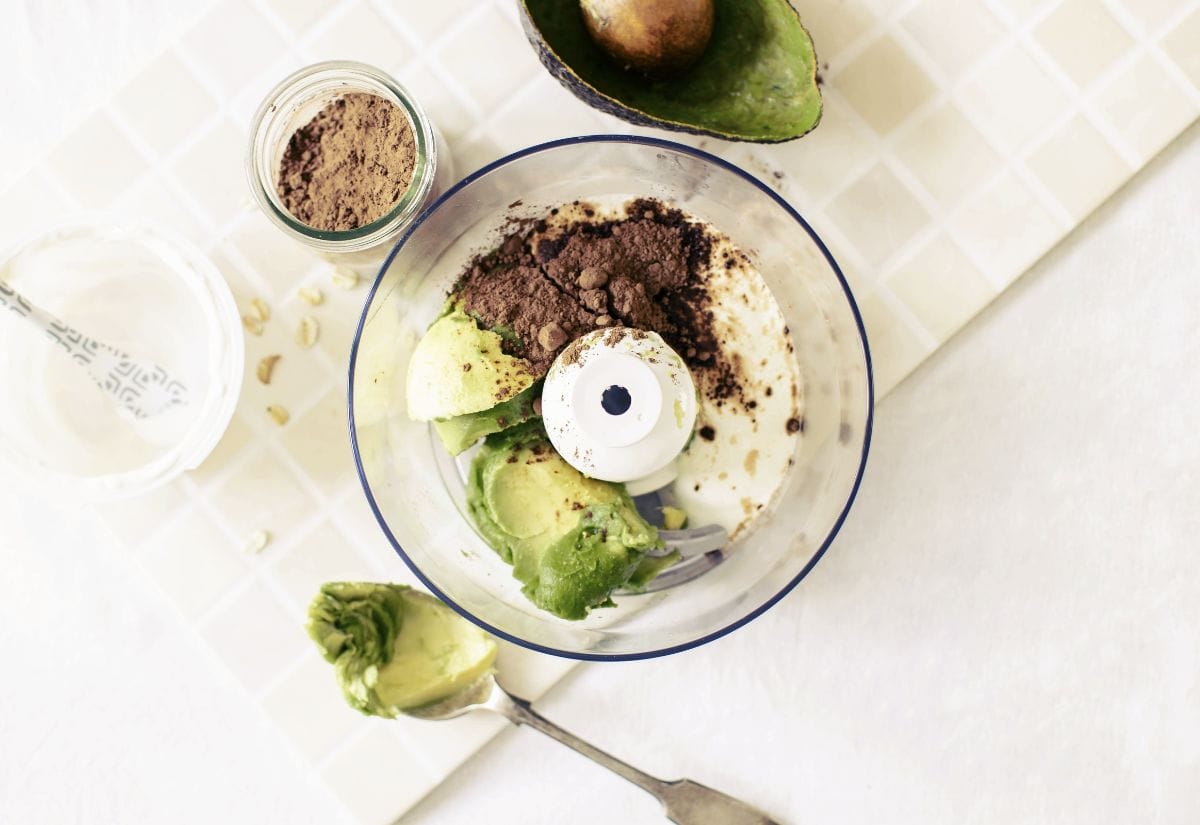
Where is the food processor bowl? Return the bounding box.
[349,136,872,660]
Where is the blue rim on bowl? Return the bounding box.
[347,134,874,661]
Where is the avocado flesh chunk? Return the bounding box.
[433,381,542,456]
[466,422,669,620]
[307,582,497,718]
[407,306,536,422]
[521,0,821,142]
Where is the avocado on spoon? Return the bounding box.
[308,582,780,825]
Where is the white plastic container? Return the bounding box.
[0,218,243,499]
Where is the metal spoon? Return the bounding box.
[407,673,782,825]
[0,280,189,418]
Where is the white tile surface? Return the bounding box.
[1034,0,1134,89]
[262,651,367,761]
[835,34,938,135]
[1027,114,1132,220]
[894,104,1001,206]
[1095,54,1199,161]
[272,520,376,608]
[46,111,147,208]
[901,0,1005,78]
[322,726,439,823]
[114,50,220,157]
[171,120,249,226]
[886,234,996,340]
[139,509,250,619]
[308,2,407,72]
[951,170,1064,286]
[181,0,288,97]
[2,1,1196,823]
[961,42,1071,152]
[826,162,931,268]
[1160,6,1200,88]
[200,579,308,690]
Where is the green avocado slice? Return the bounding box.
[432,381,542,456]
[519,0,822,142]
[406,306,536,422]
[466,421,670,620]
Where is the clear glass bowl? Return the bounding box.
[349,136,873,660]
[0,217,243,499]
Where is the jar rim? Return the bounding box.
[245,61,438,253]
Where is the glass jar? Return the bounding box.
[246,61,454,268]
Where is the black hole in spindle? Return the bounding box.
[601,384,632,416]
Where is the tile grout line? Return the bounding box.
[1131,0,1200,110]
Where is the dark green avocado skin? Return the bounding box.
[519,0,822,143]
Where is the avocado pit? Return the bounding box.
[580,0,715,75]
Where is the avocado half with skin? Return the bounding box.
[518,0,822,143]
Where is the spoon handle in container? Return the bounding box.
[0,280,188,418]
[486,686,781,825]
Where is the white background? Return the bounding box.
[1,4,1198,824]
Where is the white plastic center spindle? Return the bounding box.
[571,351,662,448]
[541,329,697,484]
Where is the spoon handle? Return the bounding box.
[489,687,666,794]
[0,280,187,418]
[0,280,128,366]
[486,686,780,825]
[0,280,66,335]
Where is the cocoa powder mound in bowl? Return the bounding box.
[455,199,728,400]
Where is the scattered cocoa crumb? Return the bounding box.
[577,266,609,289]
[538,321,567,351]
[786,417,801,434]
[462,363,472,372]
[698,425,716,441]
